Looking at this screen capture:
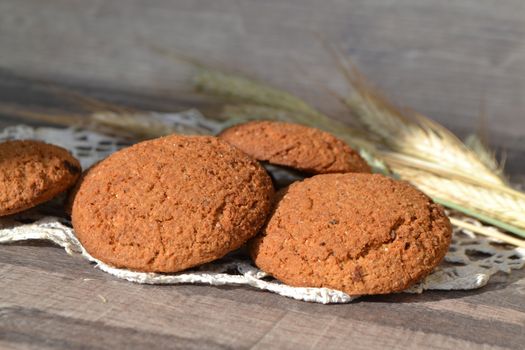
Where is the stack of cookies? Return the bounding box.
[1,121,452,296]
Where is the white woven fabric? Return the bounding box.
[1,121,524,304]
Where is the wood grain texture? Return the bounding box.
[1,243,525,350]
[0,1,525,349]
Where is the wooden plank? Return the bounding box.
[251,313,510,350]
[1,1,525,349]
[1,244,525,349]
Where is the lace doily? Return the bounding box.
[1,121,524,304]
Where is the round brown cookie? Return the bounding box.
[0,140,81,216]
[218,121,371,174]
[71,135,274,273]
[250,173,452,295]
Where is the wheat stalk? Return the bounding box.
[0,101,222,143]
[448,217,525,248]
[0,103,86,126]
[194,70,322,120]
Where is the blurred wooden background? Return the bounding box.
[1,1,525,349]
[1,0,524,172]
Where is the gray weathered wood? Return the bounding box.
[0,1,525,349]
[1,243,525,349]
[1,0,524,174]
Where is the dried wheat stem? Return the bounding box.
[381,152,524,200]
[0,103,85,126]
[393,167,525,232]
[450,217,525,248]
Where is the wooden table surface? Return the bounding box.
[1,1,525,349]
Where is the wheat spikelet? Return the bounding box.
[325,45,505,186]
[342,72,506,187]
[379,151,525,198]
[392,166,525,233]
[194,70,321,120]
[465,134,505,177]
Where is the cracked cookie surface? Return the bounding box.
[219,121,371,174]
[72,135,274,273]
[0,140,81,216]
[250,173,452,295]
